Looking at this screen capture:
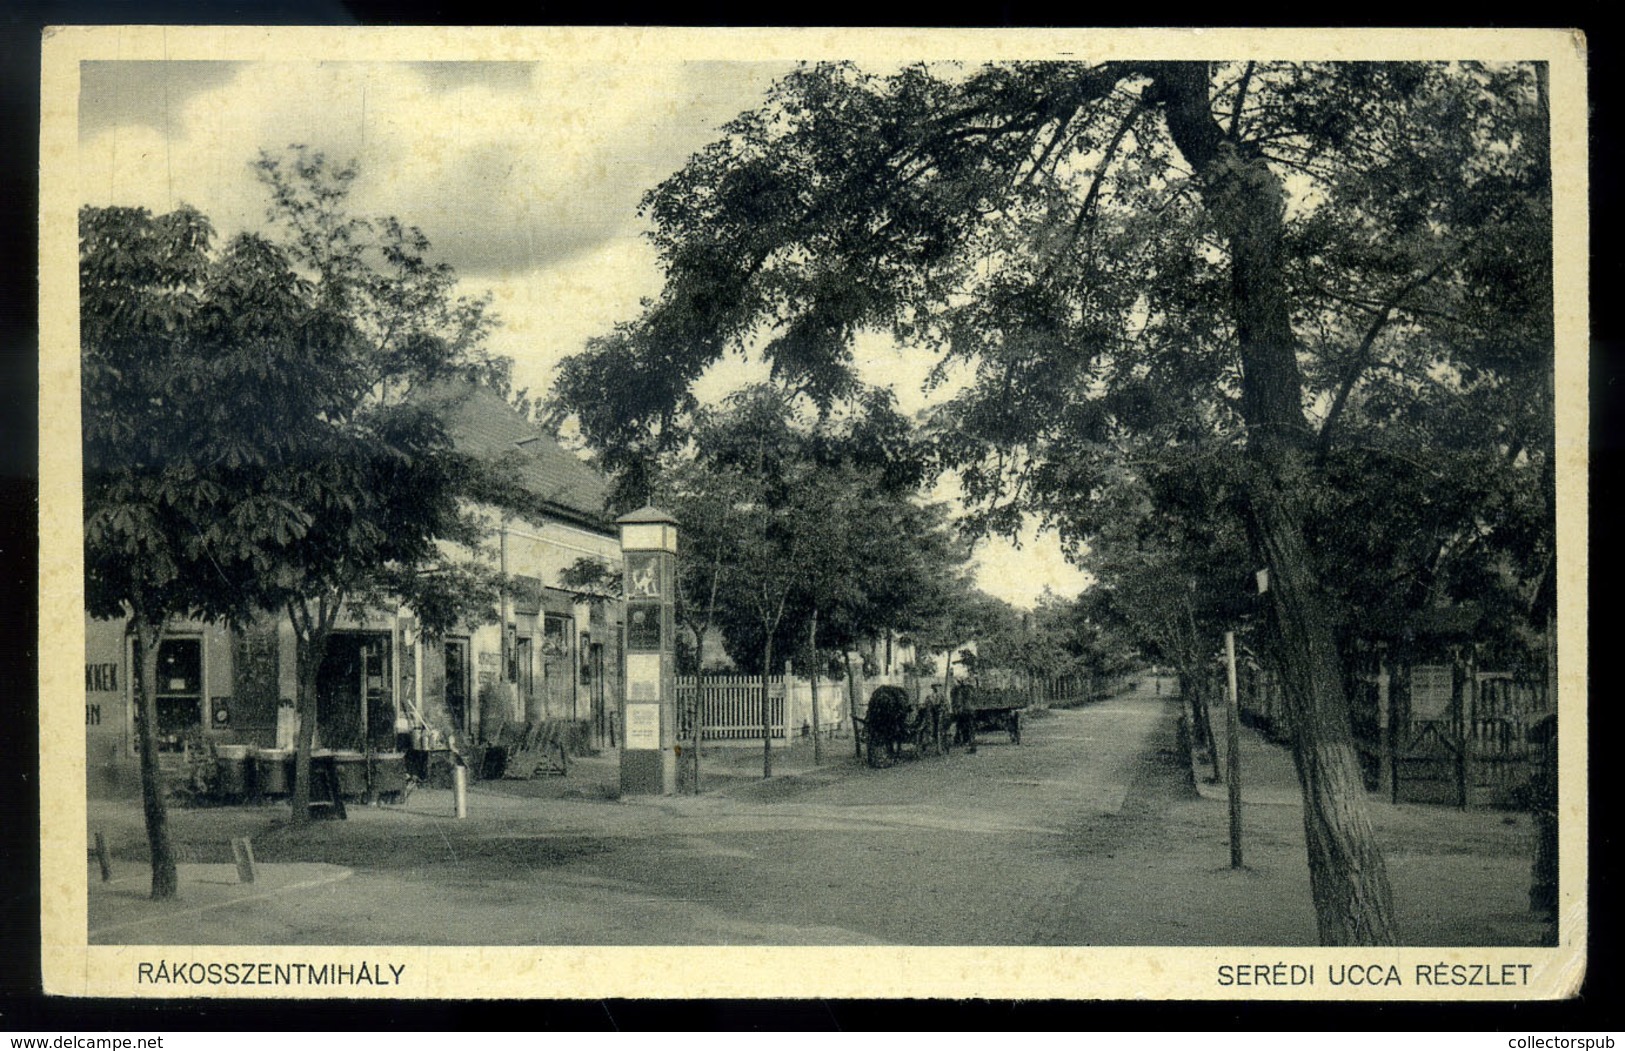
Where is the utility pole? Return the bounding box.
[1224,630,1243,869]
[809,611,822,765]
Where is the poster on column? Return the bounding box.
[625,551,662,599]
[625,703,660,750]
[626,601,662,651]
[626,653,661,702]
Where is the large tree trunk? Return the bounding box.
[1180,669,1221,784]
[290,647,320,823]
[132,616,177,900]
[1248,473,1396,944]
[844,651,863,760]
[1176,607,1219,772]
[289,597,339,824]
[690,624,706,795]
[1155,61,1396,945]
[1196,674,1220,774]
[945,645,965,752]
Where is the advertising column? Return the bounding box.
[617,506,678,796]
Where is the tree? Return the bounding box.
[647,453,747,789]
[971,587,1109,701]
[907,581,1013,688]
[84,189,508,865]
[228,147,508,820]
[1076,454,1257,773]
[627,382,970,777]
[83,197,435,891]
[784,459,894,765]
[90,147,509,827]
[550,61,1551,944]
[82,204,250,899]
[1035,588,1142,698]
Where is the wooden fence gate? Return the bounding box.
[1394,671,1547,808]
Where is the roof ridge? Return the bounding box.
[419,377,611,529]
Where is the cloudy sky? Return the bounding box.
[78,58,1092,608]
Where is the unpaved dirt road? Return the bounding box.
[93,694,1188,945]
[90,691,1547,946]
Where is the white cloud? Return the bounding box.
[78,60,783,277]
[76,56,1092,608]
[924,467,1093,610]
[78,58,792,398]
[462,235,667,397]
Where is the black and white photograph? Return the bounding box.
[38,26,1587,1000]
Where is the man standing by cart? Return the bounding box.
[951,681,977,755]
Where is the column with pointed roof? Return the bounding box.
[617,506,678,795]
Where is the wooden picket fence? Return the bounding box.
[674,675,790,742]
[1231,660,1551,809]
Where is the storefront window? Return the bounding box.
[132,637,204,752]
[315,632,395,752]
[514,635,534,699]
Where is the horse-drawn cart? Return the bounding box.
[953,684,1026,746]
[855,683,1029,765]
[855,686,952,767]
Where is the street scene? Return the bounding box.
[59,30,1574,974]
[87,681,1547,947]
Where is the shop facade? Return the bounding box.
[84,382,624,797]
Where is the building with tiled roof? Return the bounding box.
[85,381,627,798]
[418,379,611,533]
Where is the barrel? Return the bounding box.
[254,748,292,796]
[215,744,252,800]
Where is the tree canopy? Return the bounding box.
[555,61,1549,557]
[648,383,973,676]
[82,202,322,897]
[84,146,515,827]
[548,59,1553,945]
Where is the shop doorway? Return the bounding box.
[444,638,471,737]
[514,634,535,712]
[542,612,576,720]
[316,632,395,751]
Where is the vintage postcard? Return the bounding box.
[39,26,1588,999]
